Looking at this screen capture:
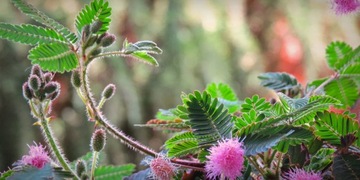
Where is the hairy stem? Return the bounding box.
[90,151,99,180]
[37,102,79,179]
[248,156,266,177]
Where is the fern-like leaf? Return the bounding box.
[28,43,78,72]
[332,154,360,179]
[275,127,313,153]
[94,164,135,180]
[258,72,301,94]
[340,62,360,86]
[0,23,67,45]
[11,0,77,43]
[241,95,271,114]
[314,112,359,145]
[326,41,353,70]
[75,0,111,34]
[206,83,240,113]
[324,77,358,107]
[277,93,309,111]
[178,91,233,145]
[167,139,200,157]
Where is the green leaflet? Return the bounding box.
[323,77,358,107]
[94,164,135,180]
[0,23,67,45]
[11,0,77,43]
[258,72,301,95]
[130,51,159,66]
[326,41,353,71]
[28,43,78,72]
[178,91,233,145]
[206,82,240,113]
[75,0,112,34]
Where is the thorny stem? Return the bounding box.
[37,102,79,179]
[78,55,205,171]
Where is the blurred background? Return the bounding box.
[0,0,358,172]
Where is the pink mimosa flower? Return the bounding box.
[332,0,360,15]
[149,157,176,180]
[284,168,322,180]
[205,139,245,180]
[20,143,50,169]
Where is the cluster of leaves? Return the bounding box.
[140,42,360,179]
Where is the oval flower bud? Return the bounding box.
[43,73,53,84]
[71,70,82,88]
[90,20,103,33]
[76,160,87,177]
[91,129,106,152]
[44,82,60,94]
[28,75,41,91]
[82,25,91,40]
[101,84,116,100]
[22,82,33,100]
[31,65,43,79]
[99,33,116,47]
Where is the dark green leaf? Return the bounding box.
[332,153,360,179]
[178,91,234,145]
[28,43,78,72]
[0,23,67,45]
[11,0,77,43]
[75,0,112,34]
[95,164,135,180]
[275,127,313,153]
[8,163,73,180]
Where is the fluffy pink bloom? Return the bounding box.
[205,139,245,180]
[149,157,176,180]
[332,0,360,15]
[20,143,50,169]
[284,168,322,180]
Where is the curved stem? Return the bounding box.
[37,102,79,179]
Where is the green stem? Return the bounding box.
[37,103,79,179]
[97,97,106,109]
[90,151,99,180]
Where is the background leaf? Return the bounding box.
[7,164,73,180]
[326,41,352,70]
[206,82,240,113]
[332,154,360,179]
[258,72,301,95]
[28,43,78,72]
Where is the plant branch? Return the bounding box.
[306,72,339,97]
[37,101,79,179]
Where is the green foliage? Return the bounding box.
[332,154,360,179]
[165,132,200,157]
[277,93,308,111]
[275,127,313,153]
[28,43,78,72]
[258,72,301,95]
[314,112,359,145]
[241,95,271,114]
[305,148,335,171]
[0,23,67,45]
[206,83,240,113]
[324,78,358,107]
[7,164,73,180]
[11,0,77,43]
[0,169,13,180]
[178,91,233,145]
[94,164,135,180]
[75,0,111,34]
[122,39,161,66]
[326,41,353,70]
[243,130,294,156]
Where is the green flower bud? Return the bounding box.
[31,65,43,79]
[22,82,33,100]
[101,84,116,100]
[91,129,106,152]
[99,33,116,47]
[90,20,103,33]
[76,160,87,177]
[28,75,41,91]
[44,82,60,94]
[71,70,82,88]
[86,35,98,47]
[43,72,53,84]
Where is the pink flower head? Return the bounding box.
[284,168,322,180]
[205,139,245,180]
[20,143,50,169]
[149,156,176,180]
[332,0,360,15]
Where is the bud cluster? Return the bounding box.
[22,65,60,102]
[81,20,116,57]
